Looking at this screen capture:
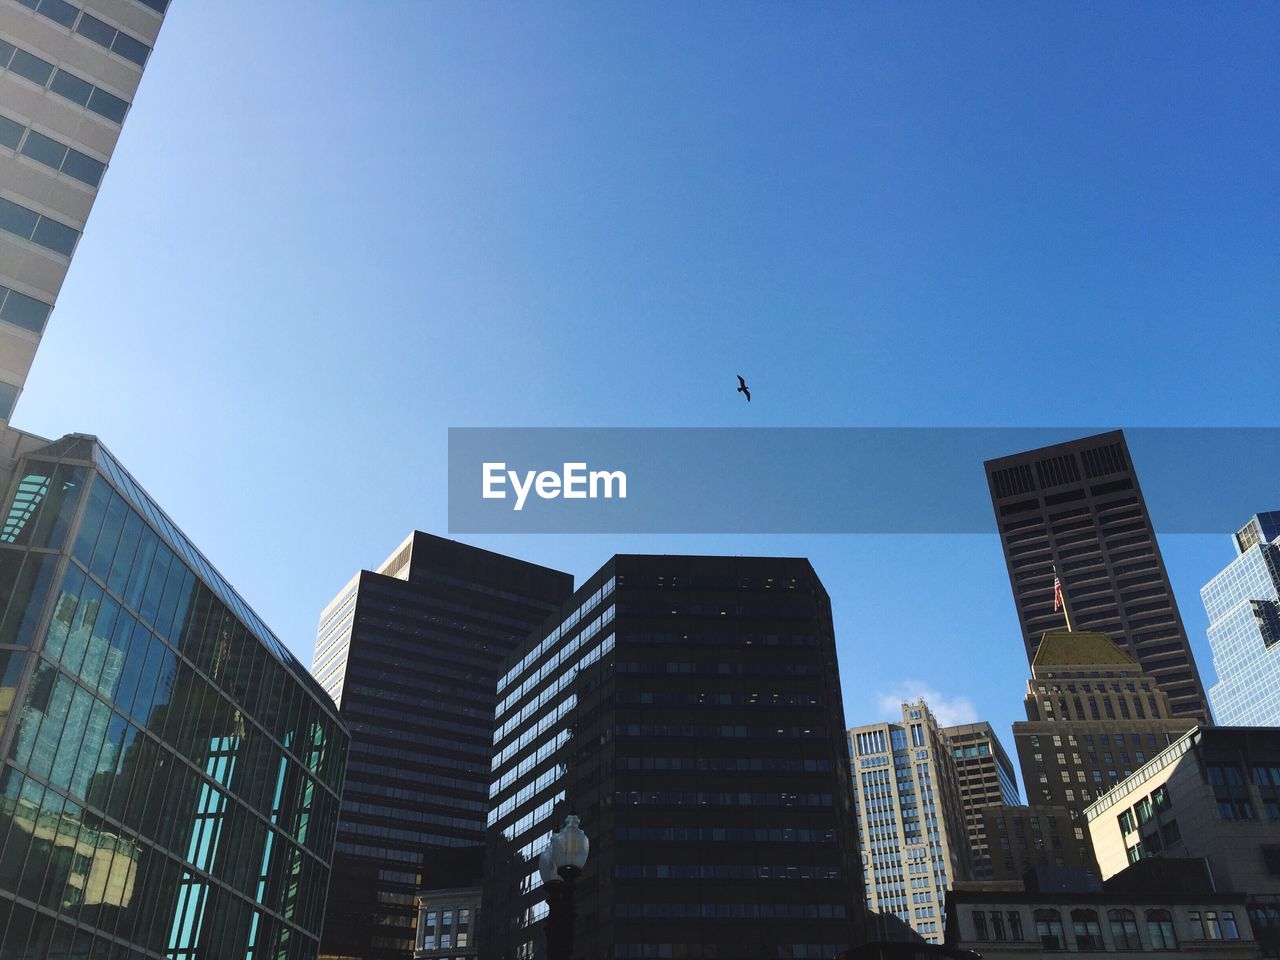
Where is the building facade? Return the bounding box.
[1012,629,1195,850]
[942,721,1019,882]
[1202,512,1280,726]
[979,804,1096,883]
[413,886,480,960]
[850,700,971,944]
[946,864,1261,958]
[0,433,349,958]
[1085,726,1280,957]
[985,430,1211,723]
[0,0,167,421]
[483,554,864,960]
[313,532,571,960]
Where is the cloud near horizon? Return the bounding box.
[874,681,979,727]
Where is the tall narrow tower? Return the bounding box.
[985,430,1211,723]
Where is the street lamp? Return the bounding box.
[539,815,589,960]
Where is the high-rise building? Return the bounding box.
[313,531,572,960]
[484,554,863,960]
[1011,629,1195,855]
[985,430,1211,723]
[849,700,971,944]
[0,433,349,957]
[0,0,167,422]
[942,721,1019,881]
[1201,512,1280,726]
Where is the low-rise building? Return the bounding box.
[414,886,480,959]
[946,859,1261,957]
[980,803,1095,882]
[1084,726,1280,957]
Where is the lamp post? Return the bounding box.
[539,815,589,960]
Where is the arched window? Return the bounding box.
[1109,908,1140,949]
[1072,909,1104,951]
[1035,908,1065,951]
[1147,908,1178,950]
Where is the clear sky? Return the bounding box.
[14,2,1279,789]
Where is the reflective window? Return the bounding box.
[0,284,53,333]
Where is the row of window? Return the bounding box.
[0,112,105,190]
[615,791,833,807]
[616,756,829,773]
[615,903,846,920]
[14,0,152,65]
[615,826,835,844]
[1013,907,1237,951]
[617,723,823,739]
[0,194,78,257]
[614,864,840,881]
[614,945,842,960]
[0,38,129,123]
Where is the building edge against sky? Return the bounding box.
[0,433,350,958]
[1202,513,1280,727]
[312,531,571,960]
[0,0,167,422]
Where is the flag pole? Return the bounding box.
[1053,563,1074,632]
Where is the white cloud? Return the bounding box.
[875,680,978,727]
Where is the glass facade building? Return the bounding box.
[849,700,971,943]
[313,532,571,960]
[484,554,863,960]
[1202,513,1280,726]
[0,434,349,959]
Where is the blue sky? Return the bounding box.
[15,3,1279,784]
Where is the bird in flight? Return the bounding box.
[736,374,751,402]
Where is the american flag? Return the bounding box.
[1053,571,1064,612]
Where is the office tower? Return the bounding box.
[942,721,1019,881]
[1085,726,1280,956]
[850,700,971,944]
[0,433,349,957]
[1202,512,1280,726]
[985,430,1211,723]
[313,531,572,960]
[1012,629,1194,853]
[484,555,863,960]
[1,0,167,421]
[979,803,1096,883]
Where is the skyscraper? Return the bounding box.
[0,0,167,422]
[0,433,349,958]
[484,554,863,960]
[985,430,1211,723]
[313,531,572,960]
[941,721,1019,881]
[1201,512,1280,726]
[1011,629,1194,857]
[849,700,970,944]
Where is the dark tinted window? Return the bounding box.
[112,32,150,66]
[0,116,23,150]
[31,216,79,257]
[49,69,93,107]
[86,87,128,124]
[74,14,117,48]
[0,287,52,333]
[59,148,105,187]
[8,49,54,86]
[0,198,39,239]
[19,130,67,169]
[37,0,78,27]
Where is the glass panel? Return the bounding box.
[124,526,159,614]
[111,33,150,67]
[0,196,39,239]
[60,147,105,187]
[86,88,128,124]
[8,49,55,87]
[107,510,143,597]
[0,552,58,646]
[68,579,106,687]
[41,563,85,664]
[0,115,23,149]
[0,649,27,729]
[89,492,128,582]
[74,14,118,49]
[31,215,79,256]
[31,464,87,549]
[36,0,78,27]
[71,476,110,566]
[49,69,93,108]
[19,129,68,169]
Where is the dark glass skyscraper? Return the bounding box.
[941,721,1019,882]
[484,554,864,960]
[0,434,349,959]
[984,430,1211,723]
[313,532,572,960]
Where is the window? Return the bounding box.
[1147,909,1177,950]
[1152,784,1171,812]
[991,911,1006,941]
[1263,845,1280,875]
[973,911,988,939]
[1008,911,1024,940]
[1072,909,1103,951]
[1189,911,1207,939]
[1135,797,1153,825]
[1109,909,1140,949]
[1118,809,1135,835]
[1160,819,1181,846]
[1035,909,1065,950]
[1222,911,1240,940]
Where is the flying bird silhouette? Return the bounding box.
[736,374,751,402]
